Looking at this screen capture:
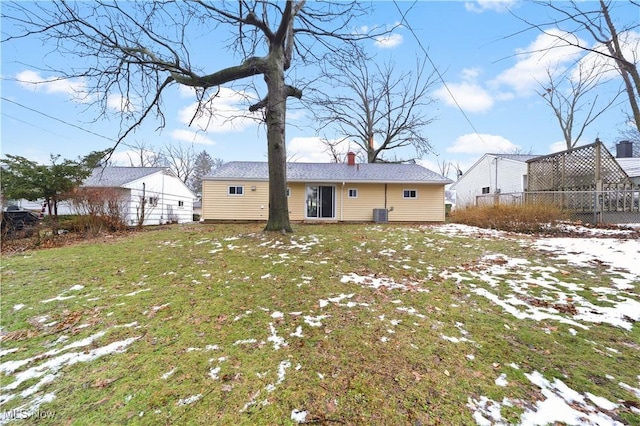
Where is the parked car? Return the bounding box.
[1,208,41,237]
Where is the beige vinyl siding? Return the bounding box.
[203,180,445,222]
[287,182,307,221]
[386,184,445,222]
[202,180,269,220]
[341,183,387,221]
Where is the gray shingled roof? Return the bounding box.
[616,157,640,178]
[204,162,452,184]
[490,154,540,162]
[82,167,168,187]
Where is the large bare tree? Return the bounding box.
[537,62,622,150]
[520,1,640,133]
[3,1,388,232]
[311,51,438,163]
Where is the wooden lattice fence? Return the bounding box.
[527,142,632,191]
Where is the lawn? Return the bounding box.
[0,223,638,425]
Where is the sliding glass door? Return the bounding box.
[306,185,335,219]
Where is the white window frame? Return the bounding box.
[403,189,417,199]
[178,200,184,208]
[228,186,244,196]
[481,186,490,194]
[348,188,358,198]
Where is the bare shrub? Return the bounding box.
[69,188,128,235]
[450,203,569,233]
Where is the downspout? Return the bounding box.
[161,171,165,224]
[384,184,388,209]
[341,182,345,222]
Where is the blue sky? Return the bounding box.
[1,1,638,178]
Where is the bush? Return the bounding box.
[449,203,568,233]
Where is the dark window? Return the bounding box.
[481,187,490,194]
[228,186,244,195]
[403,189,417,199]
[348,189,358,198]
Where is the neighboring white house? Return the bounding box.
[450,154,540,207]
[82,167,197,226]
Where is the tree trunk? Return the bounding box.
[600,0,640,132]
[264,47,293,233]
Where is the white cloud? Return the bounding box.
[16,70,88,99]
[548,140,567,154]
[574,30,640,83]
[107,94,137,113]
[491,30,586,97]
[171,129,216,146]
[287,137,349,163]
[177,87,261,133]
[447,133,518,154]
[464,0,517,13]
[434,82,494,113]
[374,33,403,49]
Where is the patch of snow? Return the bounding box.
[303,315,329,327]
[124,288,151,297]
[177,394,202,406]
[585,392,618,411]
[291,409,308,423]
[233,339,258,345]
[619,382,640,398]
[0,348,19,357]
[13,304,24,311]
[267,323,288,350]
[161,368,176,380]
[41,295,75,303]
[209,366,221,380]
[495,373,508,387]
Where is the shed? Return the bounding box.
[82,167,197,226]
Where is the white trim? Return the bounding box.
[403,189,418,199]
[228,185,244,196]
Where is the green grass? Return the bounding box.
[0,223,638,425]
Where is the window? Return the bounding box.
[228,186,244,196]
[481,186,490,194]
[286,187,291,197]
[178,200,184,207]
[403,189,417,199]
[348,188,358,198]
[148,197,158,207]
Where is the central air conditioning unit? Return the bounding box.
[373,208,388,223]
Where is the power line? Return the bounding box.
[1,96,135,149]
[2,112,72,140]
[392,1,488,147]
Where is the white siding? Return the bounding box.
[123,171,196,225]
[451,155,529,207]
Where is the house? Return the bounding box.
[202,153,452,223]
[81,167,197,226]
[449,153,540,207]
[615,141,640,186]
